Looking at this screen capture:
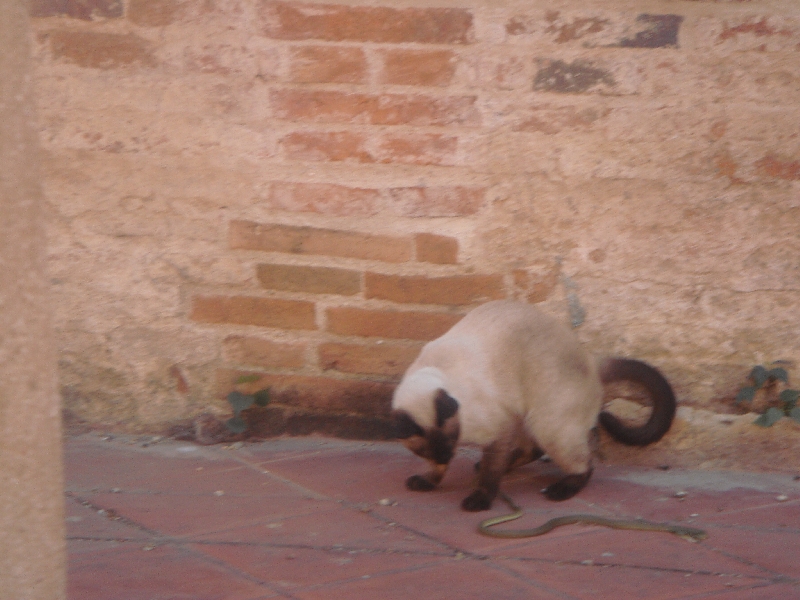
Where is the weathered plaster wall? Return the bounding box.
[1,0,66,596]
[30,0,800,434]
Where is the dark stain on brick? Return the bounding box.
[29,0,123,19]
[505,16,532,36]
[169,365,189,395]
[240,405,395,440]
[756,154,800,181]
[533,59,615,94]
[619,14,683,49]
[546,16,609,43]
[714,150,744,185]
[719,17,793,42]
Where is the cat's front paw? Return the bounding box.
[542,470,592,501]
[461,489,493,511]
[542,481,576,501]
[406,474,436,491]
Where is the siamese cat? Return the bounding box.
[391,300,675,512]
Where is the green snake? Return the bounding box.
[478,492,707,541]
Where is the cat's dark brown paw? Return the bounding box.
[542,471,592,501]
[461,489,493,511]
[405,474,436,491]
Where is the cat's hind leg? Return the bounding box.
[537,429,594,501]
[462,437,518,511]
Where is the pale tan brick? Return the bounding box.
[414,233,459,265]
[268,182,381,217]
[365,272,505,306]
[281,131,372,163]
[229,221,412,263]
[128,0,182,25]
[287,46,367,84]
[258,1,474,44]
[319,341,421,377]
[222,335,306,369]
[270,89,480,127]
[378,49,457,87]
[389,186,486,217]
[376,133,457,166]
[48,31,155,69]
[326,307,462,340]
[256,264,361,296]
[190,295,316,330]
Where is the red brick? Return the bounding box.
[514,106,610,135]
[47,31,155,69]
[365,272,505,306]
[513,267,559,304]
[414,233,459,264]
[268,182,381,217]
[389,186,486,217]
[377,133,457,166]
[229,221,412,263]
[287,45,367,84]
[270,89,479,127]
[319,342,421,377]
[326,307,462,341]
[378,49,457,87]
[127,0,184,26]
[222,335,306,369]
[281,131,372,163]
[258,1,473,45]
[190,295,316,330]
[216,369,393,415]
[756,154,800,181]
[30,0,122,19]
[281,131,458,166]
[256,263,361,296]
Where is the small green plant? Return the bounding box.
[735,364,800,427]
[226,384,271,434]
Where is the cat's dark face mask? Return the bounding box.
[392,389,460,465]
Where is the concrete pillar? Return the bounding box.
[0,1,67,598]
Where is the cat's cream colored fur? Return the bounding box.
[392,300,675,511]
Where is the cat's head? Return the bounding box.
[391,388,460,465]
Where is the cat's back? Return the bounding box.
[412,300,584,392]
[443,300,572,350]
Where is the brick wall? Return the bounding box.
[31,0,800,434]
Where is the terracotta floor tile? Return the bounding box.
[703,497,800,527]
[493,526,772,579]
[67,439,286,497]
[65,494,153,541]
[192,543,447,592]
[64,435,800,600]
[501,559,764,600]
[196,505,452,555]
[288,559,566,600]
[82,490,330,538]
[686,581,800,599]
[703,527,800,580]
[253,443,440,503]
[68,542,278,599]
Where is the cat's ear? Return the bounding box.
[434,389,459,428]
[392,410,425,439]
